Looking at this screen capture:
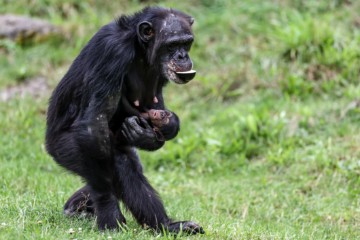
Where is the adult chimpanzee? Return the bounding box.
[45,6,204,235]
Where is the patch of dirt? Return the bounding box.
[353,17,360,28]
[305,64,338,81]
[0,76,50,102]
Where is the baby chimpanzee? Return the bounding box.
[141,109,173,141]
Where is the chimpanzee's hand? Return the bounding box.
[121,116,165,151]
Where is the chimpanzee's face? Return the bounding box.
[137,12,196,84]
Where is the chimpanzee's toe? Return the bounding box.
[167,221,205,235]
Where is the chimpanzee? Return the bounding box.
[45,6,204,235]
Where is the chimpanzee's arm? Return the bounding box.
[119,91,179,149]
[150,92,180,141]
[120,116,165,151]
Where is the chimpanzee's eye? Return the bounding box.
[184,42,192,51]
[167,43,177,51]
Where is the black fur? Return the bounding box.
[45,7,203,234]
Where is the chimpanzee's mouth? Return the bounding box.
[174,69,196,84]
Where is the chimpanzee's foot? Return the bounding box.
[96,206,127,231]
[64,185,94,217]
[166,221,205,235]
[93,193,127,230]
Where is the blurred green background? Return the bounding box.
[0,0,359,239]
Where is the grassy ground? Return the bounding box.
[1,0,359,239]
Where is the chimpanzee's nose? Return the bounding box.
[176,51,189,61]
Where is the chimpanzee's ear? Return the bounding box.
[189,17,195,26]
[137,21,154,42]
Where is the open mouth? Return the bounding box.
[175,69,196,83]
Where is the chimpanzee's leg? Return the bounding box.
[113,147,204,235]
[64,185,94,217]
[46,117,126,230]
[64,182,126,229]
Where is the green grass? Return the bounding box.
[1,0,359,239]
